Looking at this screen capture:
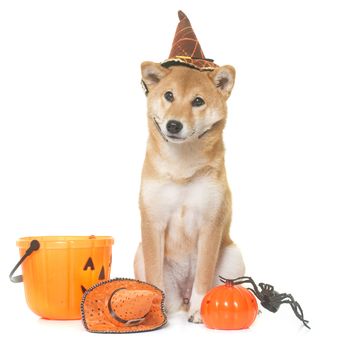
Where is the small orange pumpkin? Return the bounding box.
[201,276,258,330]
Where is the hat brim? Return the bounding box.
[161,58,218,71]
[81,278,167,333]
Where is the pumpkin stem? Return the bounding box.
[219,276,236,286]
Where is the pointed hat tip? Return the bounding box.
[178,10,187,20]
[163,10,218,71]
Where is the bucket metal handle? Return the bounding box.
[9,240,40,283]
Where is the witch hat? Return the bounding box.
[162,11,218,71]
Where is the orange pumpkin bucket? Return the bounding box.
[9,236,114,320]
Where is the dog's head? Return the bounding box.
[141,62,235,144]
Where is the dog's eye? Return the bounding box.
[164,91,174,102]
[192,97,205,107]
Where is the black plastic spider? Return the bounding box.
[219,276,310,329]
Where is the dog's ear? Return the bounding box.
[209,65,236,99]
[141,62,169,92]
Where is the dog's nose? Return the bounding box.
[166,120,183,134]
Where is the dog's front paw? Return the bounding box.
[188,310,203,323]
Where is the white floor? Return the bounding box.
[0,276,343,350]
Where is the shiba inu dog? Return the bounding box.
[134,62,245,323]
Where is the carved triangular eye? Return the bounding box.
[98,266,105,280]
[83,257,95,270]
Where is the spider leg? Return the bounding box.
[218,276,252,285]
[259,283,274,292]
[232,276,262,299]
[247,287,260,299]
[228,276,255,285]
[279,296,310,329]
[219,276,264,303]
[281,299,303,318]
[293,301,310,328]
[219,276,262,298]
[269,293,290,302]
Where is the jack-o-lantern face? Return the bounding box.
[15,235,113,320]
[80,255,112,294]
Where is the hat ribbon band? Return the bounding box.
[108,288,150,327]
[175,55,214,62]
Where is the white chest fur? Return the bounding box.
[141,176,224,259]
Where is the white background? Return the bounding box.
[0,0,349,348]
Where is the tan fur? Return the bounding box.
[134,62,245,322]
